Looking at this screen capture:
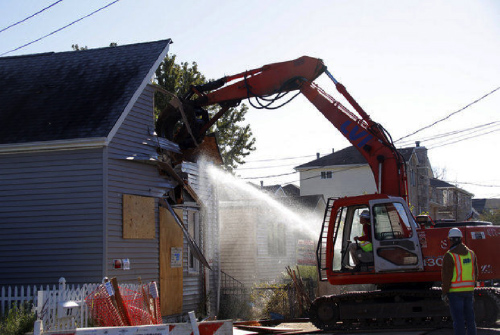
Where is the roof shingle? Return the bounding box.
[0,39,171,144]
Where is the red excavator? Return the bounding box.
[157,56,500,330]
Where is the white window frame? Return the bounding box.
[321,171,333,179]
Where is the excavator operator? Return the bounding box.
[348,210,373,270]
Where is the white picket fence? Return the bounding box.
[0,283,42,316]
[1,278,141,333]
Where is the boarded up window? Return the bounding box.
[123,194,155,239]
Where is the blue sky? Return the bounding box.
[1,0,499,198]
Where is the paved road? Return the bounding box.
[234,323,500,335]
[330,328,500,335]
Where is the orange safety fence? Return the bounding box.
[85,281,161,327]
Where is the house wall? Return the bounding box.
[299,148,434,217]
[219,195,315,289]
[0,148,105,285]
[180,161,220,316]
[431,188,473,221]
[412,148,431,215]
[299,165,376,199]
[255,203,297,284]
[219,202,258,288]
[106,84,175,285]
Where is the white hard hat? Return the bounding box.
[448,228,463,238]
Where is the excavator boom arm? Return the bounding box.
[184,56,408,199]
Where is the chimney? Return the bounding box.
[332,148,335,153]
[260,180,264,189]
[316,153,320,159]
[415,141,420,147]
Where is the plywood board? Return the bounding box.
[123,194,155,239]
[159,206,184,316]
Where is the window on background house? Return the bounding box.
[187,210,200,273]
[268,222,286,256]
[410,169,416,186]
[321,171,333,179]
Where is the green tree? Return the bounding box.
[72,42,116,51]
[154,54,256,172]
[479,209,500,225]
[71,44,88,51]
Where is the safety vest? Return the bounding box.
[448,250,476,292]
[358,226,373,252]
[359,240,373,252]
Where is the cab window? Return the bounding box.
[373,202,413,240]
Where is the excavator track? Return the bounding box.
[309,287,500,331]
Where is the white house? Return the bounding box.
[295,144,435,216]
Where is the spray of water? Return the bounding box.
[206,163,322,240]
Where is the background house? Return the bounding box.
[218,182,325,288]
[472,198,500,216]
[0,40,220,318]
[295,143,472,219]
[429,178,474,221]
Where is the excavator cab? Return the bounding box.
[318,194,424,286]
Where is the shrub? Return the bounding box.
[0,302,36,335]
[218,293,251,320]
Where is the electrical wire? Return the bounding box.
[0,0,122,56]
[242,153,322,163]
[240,164,366,180]
[450,181,500,188]
[396,121,500,147]
[427,127,500,150]
[241,171,297,179]
[240,82,500,185]
[0,0,65,34]
[237,162,311,170]
[395,86,500,143]
[238,121,500,181]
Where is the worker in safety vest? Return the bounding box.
[441,227,479,335]
[348,210,373,268]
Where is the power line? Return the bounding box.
[240,88,500,182]
[243,153,323,163]
[450,181,500,188]
[241,171,297,180]
[240,164,366,181]
[0,0,65,34]
[237,162,306,170]
[0,0,122,56]
[427,127,500,150]
[396,121,500,147]
[395,86,500,143]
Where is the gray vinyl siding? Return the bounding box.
[181,162,220,316]
[106,84,175,284]
[0,149,104,285]
[181,208,203,314]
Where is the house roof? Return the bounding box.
[472,198,500,213]
[0,39,171,145]
[260,184,283,195]
[259,183,301,197]
[430,178,473,196]
[295,145,415,169]
[285,194,325,210]
[430,178,455,188]
[282,184,300,197]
